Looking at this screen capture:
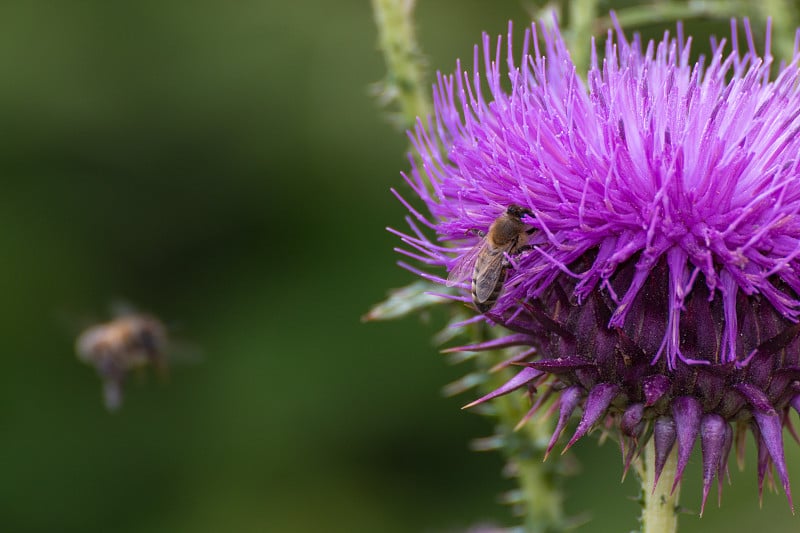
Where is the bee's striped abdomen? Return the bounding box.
[465,204,534,314]
[472,277,506,312]
[471,249,509,313]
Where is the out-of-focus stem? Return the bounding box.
[595,1,750,33]
[636,438,680,533]
[565,0,598,74]
[482,349,565,533]
[758,0,798,63]
[371,0,431,129]
[514,411,564,532]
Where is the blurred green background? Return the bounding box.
[1,1,798,531]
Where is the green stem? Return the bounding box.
[516,418,565,532]
[636,438,680,533]
[564,0,598,75]
[594,1,752,34]
[370,0,431,129]
[757,0,799,64]
[483,349,565,533]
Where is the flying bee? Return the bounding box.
[76,312,168,411]
[447,205,535,313]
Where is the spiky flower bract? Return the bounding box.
[393,15,800,514]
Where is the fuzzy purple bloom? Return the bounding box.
[393,15,800,513]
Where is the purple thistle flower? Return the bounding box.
[393,15,800,514]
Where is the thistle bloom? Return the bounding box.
[393,16,800,513]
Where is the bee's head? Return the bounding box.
[506,204,533,220]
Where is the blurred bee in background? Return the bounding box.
[447,204,535,313]
[76,311,169,411]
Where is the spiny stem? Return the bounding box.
[564,0,598,75]
[636,438,680,533]
[479,347,565,533]
[370,0,431,129]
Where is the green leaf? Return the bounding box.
[362,280,453,321]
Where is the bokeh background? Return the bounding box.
[2,1,799,531]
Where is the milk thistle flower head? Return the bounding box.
[393,15,800,514]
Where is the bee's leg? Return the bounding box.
[468,228,486,238]
[525,228,537,235]
[103,379,124,412]
[504,245,534,270]
[515,245,534,254]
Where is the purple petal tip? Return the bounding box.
[671,396,702,494]
[699,414,727,516]
[643,375,672,407]
[754,410,794,513]
[563,383,619,453]
[545,386,583,458]
[653,416,677,492]
[462,367,542,409]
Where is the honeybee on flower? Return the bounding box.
[446,204,535,313]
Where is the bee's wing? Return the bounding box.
[473,247,507,303]
[446,242,485,287]
[109,300,139,318]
